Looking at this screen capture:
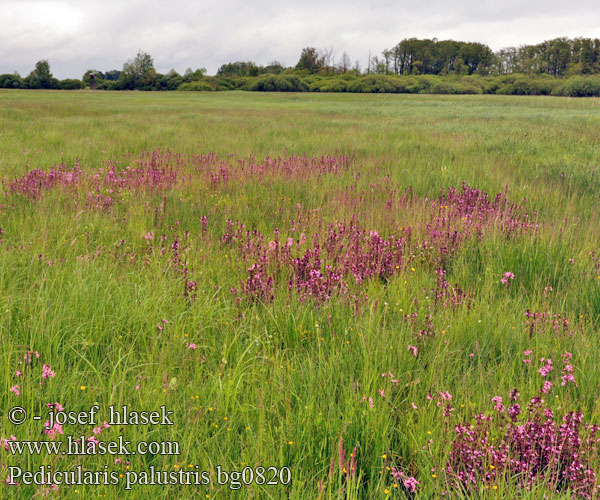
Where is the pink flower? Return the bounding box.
[562,372,576,386]
[501,271,515,285]
[10,385,20,396]
[186,343,197,350]
[541,380,553,393]
[561,354,577,386]
[42,364,56,380]
[403,476,419,493]
[47,402,64,411]
[391,469,419,493]
[44,423,64,440]
[411,402,418,409]
[538,358,554,377]
[492,396,505,413]
[378,389,385,397]
[439,391,453,401]
[408,345,418,357]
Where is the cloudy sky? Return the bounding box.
[1,0,598,79]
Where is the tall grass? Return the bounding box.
[1,90,600,499]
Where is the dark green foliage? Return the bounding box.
[58,79,84,90]
[382,38,494,75]
[22,60,59,89]
[119,51,157,90]
[0,73,23,88]
[248,75,309,92]
[217,61,284,77]
[217,61,260,77]
[295,47,325,73]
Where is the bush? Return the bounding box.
[178,80,218,91]
[552,76,600,97]
[313,79,349,92]
[248,75,309,92]
[0,74,23,88]
[347,75,402,93]
[495,75,533,95]
[59,79,84,90]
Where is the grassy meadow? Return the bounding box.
[1,89,600,499]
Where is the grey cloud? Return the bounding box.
[0,0,598,78]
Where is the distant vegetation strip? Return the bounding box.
[2,36,600,96]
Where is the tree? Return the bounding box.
[23,60,58,89]
[217,61,258,77]
[120,50,156,89]
[338,52,352,73]
[157,69,183,90]
[103,70,121,81]
[264,61,284,74]
[320,46,335,67]
[295,47,325,73]
[183,67,207,82]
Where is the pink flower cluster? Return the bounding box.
[448,393,599,497]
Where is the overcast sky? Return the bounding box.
[1,0,598,79]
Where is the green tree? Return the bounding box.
[183,67,207,82]
[23,60,57,89]
[295,47,324,73]
[120,50,156,90]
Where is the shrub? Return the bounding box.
[178,80,218,91]
[248,75,309,92]
[59,79,84,90]
[0,73,23,89]
[552,76,600,97]
[347,75,402,93]
[311,78,349,92]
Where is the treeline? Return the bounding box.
[376,37,600,77]
[2,37,600,96]
[0,61,85,90]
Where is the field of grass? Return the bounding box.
[1,89,600,499]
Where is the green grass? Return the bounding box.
[1,89,600,499]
